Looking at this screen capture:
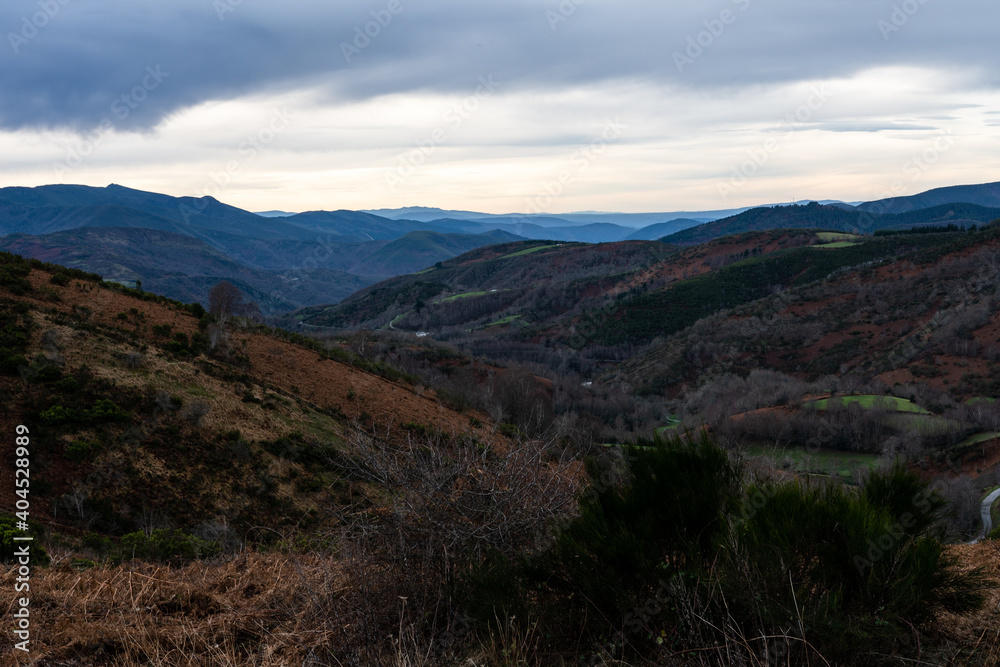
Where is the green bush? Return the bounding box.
[40,404,76,424]
[468,432,740,644]
[87,398,130,423]
[50,273,71,286]
[119,529,219,562]
[0,515,49,567]
[55,376,79,393]
[464,436,986,663]
[40,398,129,425]
[65,439,101,462]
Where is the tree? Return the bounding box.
[208,280,243,321]
[207,280,261,323]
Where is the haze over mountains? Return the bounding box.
[1,180,999,315]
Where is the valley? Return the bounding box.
[1,181,1000,665]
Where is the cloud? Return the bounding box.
[0,0,997,132]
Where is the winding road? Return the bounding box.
[971,488,1000,544]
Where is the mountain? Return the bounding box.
[0,184,532,312]
[365,206,752,227]
[661,202,1000,246]
[347,229,522,276]
[3,222,998,666]
[623,218,703,240]
[361,205,495,222]
[856,180,1000,215]
[255,210,297,217]
[0,227,374,312]
[480,221,634,243]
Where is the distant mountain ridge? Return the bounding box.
[661,200,1000,246]
[0,184,529,313]
[3,179,1000,312]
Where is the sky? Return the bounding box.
[0,0,998,215]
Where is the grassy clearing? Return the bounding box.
[745,445,880,478]
[815,241,861,249]
[885,413,964,436]
[816,232,863,242]
[437,290,488,302]
[501,244,554,259]
[966,396,998,406]
[804,395,930,414]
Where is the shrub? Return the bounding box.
[0,514,49,566]
[87,398,130,423]
[40,404,76,424]
[464,435,987,663]
[119,529,219,562]
[181,400,210,426]
[55,376,79,393]
[65,439,101,462]
[469,432,740,644]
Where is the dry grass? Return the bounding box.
[0,552,346,666]
[925,541,1000,666]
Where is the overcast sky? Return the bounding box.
[1,0,997,214]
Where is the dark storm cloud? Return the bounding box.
[0,0,996,132]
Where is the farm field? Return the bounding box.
[815,232,863,242]
[804,394,931,414]
[745,445,881,479]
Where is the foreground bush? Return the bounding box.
[463,433,987,664]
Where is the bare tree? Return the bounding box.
[208,280,243,322]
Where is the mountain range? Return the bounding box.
[2,180,1000,315]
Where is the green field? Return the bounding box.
[885,413,963,436]
[437,290,489,302]
[966,397,998,406]
[746,446,880,479]
[804,395,930,414]
[815,232,863,243]
[814,242,860,249]
[501,244,555,259]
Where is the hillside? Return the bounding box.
[857,180,1000,214]
[0,186,527,313]
[2,242,1000,665]
[287,226,1000,467]
[0,254,500,535]
[661,201,1000,246]
[0,227,373,313]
